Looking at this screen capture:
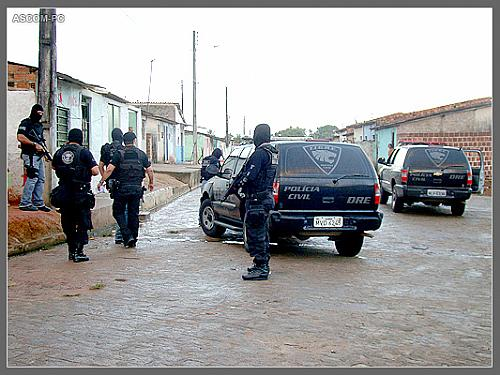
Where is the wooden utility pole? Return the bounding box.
[38,8,57,203]
[225,86,229,147]
[181,80,184,114]
[192,30,198,164]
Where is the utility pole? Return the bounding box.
[147,58,154,112]
[192,30,198,164]
[243,115,246,137]
[38,8,57,203]
[181,80,184,114]
[225,86,229,147]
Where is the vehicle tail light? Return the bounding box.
[467,170,473,187]
[374,182,381,205]
[273,181,279,204]
[401,169,408,184]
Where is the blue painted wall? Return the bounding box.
[376,127,397,160]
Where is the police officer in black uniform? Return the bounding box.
[230,124,278,280]
[101,132,154,248]
[97,128,125,244]
[16,104,51,212]
[200,147,223,191]
[52,128,99,262]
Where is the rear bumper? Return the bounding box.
[270,210,383,236]
[394,184,472,202]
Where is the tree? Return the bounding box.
[312,125,339,140]
[274,126,307,137]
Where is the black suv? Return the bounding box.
[199,141,384,257]
[377,143,484,215]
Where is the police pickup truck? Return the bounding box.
[377,143,484,215]
[199,141,383,257]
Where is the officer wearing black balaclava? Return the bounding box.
[200,147,224,191]
[230,124,278,280]
[16,104,52,212]
[52,128,99,262]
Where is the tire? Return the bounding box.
[199,199,226,237]
[380,187,389,204]
[391,185,404,213]
[335,234,364,257]
[451,202,466,216]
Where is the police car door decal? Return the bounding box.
[303,145,342,175]
[425,148,450,168]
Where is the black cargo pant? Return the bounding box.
[112,185,142,243]
[244,192,275,265]
[60,189,93,249]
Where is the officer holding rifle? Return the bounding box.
[223,124,278,281]
[16,104,52,212]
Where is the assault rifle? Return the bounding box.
[222,170,246,202]
[29,129,53,161]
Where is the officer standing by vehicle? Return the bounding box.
[97,128,126,244]
[52,128,99,262]
[101,132,154,248]
[200,147,223,191]
[16,104,51,212]
[227,124,278,280]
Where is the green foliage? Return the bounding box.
[312,125,339,140]
[274,126,307,137]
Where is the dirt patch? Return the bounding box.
[155,173,187,189]
[8,206,62,249]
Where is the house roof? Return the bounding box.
[9,60,132,106]
[374,97,492,130]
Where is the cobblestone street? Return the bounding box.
[8,191,492,367]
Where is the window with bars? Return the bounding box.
[108,104,121,141]
[56,107,69,147]
[128,110,137,134]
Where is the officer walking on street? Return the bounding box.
[97,128,126,244]
[16,104,52,212]
[100,132,154,248]
[228,124,278,280]
[52,128,99,262]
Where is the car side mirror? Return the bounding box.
[222,168,233,179]
[377,157,386,164]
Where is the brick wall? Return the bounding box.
[398,132,493,193]
[8,63,38,91]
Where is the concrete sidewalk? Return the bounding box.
[7,163,201,257]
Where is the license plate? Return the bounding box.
[313,216,343,228]
[427,189,447,197]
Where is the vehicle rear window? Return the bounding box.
[406,148,469,169]
[281,143,373,177]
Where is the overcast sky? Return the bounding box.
[7,7,492,138]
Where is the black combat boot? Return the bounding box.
[73,243,90,263]
[242,261,270,281]
[67,243,76,261]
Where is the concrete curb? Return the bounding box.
[7,183,199,257]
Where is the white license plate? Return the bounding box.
[313,216,343,228]
[427,189,447,197]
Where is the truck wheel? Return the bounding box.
[380,187,389,204]
[391,185,404,213]
[451,202,466,216]
[200,199,226,237]
[335,234,364,257]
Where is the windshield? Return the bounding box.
[407,148,469,169]
[280,143,374,178]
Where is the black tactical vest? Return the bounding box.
[255,145,278,193]
[116,147,145,186]
[55,144,89,184]
[106,140,123,166]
